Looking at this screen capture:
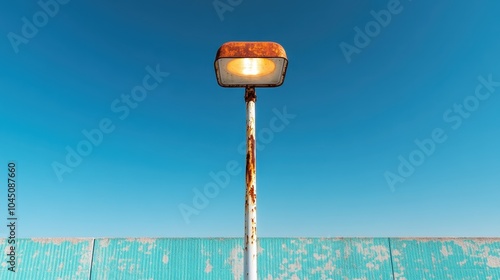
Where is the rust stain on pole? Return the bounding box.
[245,86,257,208]
[246,142,256,206]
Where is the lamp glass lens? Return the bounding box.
[226,58,276,77]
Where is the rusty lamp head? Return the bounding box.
[214,42,288,87]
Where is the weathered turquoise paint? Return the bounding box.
[92,238,241,279]
[0,238,499,279]
[0,238,93,279]
[258,238,392,279]
[391,238,500,279]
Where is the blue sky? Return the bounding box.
[1,0,499,238]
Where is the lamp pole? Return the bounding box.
[214,41,288,280]
[244,86,257,279]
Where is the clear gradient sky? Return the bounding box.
[1,0,499,238]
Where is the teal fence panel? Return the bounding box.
[91,238,243,279]
[0,238,93,280]
[259,238,393,279]
[390,238,500,279]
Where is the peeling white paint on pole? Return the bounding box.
[244,87,257,280]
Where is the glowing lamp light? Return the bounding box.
[227,58,276,77]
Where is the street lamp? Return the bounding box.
[214,42,288,280]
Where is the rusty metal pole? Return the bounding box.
[244,86,257,280]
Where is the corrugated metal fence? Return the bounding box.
[1,238,499,279]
